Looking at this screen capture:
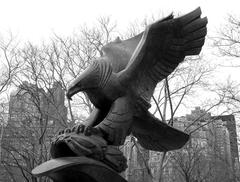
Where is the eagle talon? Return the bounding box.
[64,128,71,133]
[57,124,99,136]
[76,124,85,134]
[84,126,93,136]
[70,125,77,132]
[53,127,127,172]
[58,129,64,135]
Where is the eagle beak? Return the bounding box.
[66,83,82,100]
[66,62,97,100]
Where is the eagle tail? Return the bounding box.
[132,112,189,151]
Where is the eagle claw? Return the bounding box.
[58,124,101,137]
[51,128,127,172]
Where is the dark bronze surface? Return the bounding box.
[50,129,128,173]
[66,7,207,150]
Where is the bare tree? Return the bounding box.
[0,35,23,181]
[0,16,119,182]
[0,34,22,96]
[169,143,211,182]
[49,16,118,123]
[213,14,240,65]
[213,80,240,114]
[146,53,218,182]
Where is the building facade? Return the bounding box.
[0,81,67,182]
[213,115,239,167]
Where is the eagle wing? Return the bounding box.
[132,112,189,151]
[94,8,206,149]
[117,7,207,104]
[101,33,143,73]
[101,14,174,73]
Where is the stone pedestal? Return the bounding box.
[32,157,127,182]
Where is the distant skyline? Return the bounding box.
[0,0,239,43]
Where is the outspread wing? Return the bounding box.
[118,7,207,104]
[100,34,141,73]
[101,15,173,73]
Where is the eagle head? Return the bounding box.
[66,61,100,100]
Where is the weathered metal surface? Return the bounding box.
[32,157,127,182]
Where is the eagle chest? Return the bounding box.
[86,90,111,109]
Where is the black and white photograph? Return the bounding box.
[0,0,239,181]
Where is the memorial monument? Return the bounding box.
[32,7,207,182]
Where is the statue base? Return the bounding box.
[32,156,127,182]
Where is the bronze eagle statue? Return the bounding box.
[31,8,208,182]
[65,7,207,152]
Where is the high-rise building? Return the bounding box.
[212,115,239,167]
[121,136,150,182]
[0,81,67,182]
[172,107,238,181]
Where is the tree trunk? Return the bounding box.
[158,152,167,182]
[67,99,75,125]
[125,140,134,181]
[132,137,153,182]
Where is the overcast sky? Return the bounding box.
[0,0,239,43]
